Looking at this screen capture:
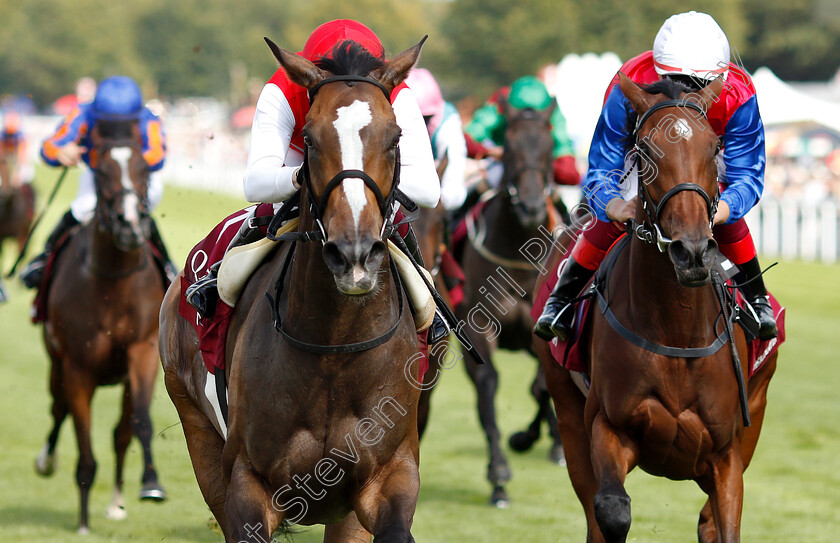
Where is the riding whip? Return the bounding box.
[7,167,69,278]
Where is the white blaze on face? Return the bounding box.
[674,118,693,140]
[109,147,140,224]
[333,100,373,230]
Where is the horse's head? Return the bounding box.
[90,120,151,251]
[620,73,724,286]
[266,36,424,295]
[500,100,554,227]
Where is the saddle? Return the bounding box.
[179,209,437,375]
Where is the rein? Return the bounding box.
[265,242,406,355]
[595,235,733,358]
[466,189,543,270]
[629,99,720,253]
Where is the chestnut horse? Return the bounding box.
[34,120,167,533]
[456,102,563,507]
[535,74,778,542]
[161,39,426,542]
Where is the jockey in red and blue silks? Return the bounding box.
[535,10,778,342]
[21,76,175,289]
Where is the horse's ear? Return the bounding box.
[371,36,427,92]
[618,72,658,115]
[499,92,514,120]
[687,75,725,112]
[542,98,557,121]
[264,37,327,90]
[90,123,103,148]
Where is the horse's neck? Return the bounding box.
[624,238,719,342]
[89,221,145,275]
[485,196,539,246]
[284,235,398,346]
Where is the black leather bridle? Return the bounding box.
[628,99,721,252]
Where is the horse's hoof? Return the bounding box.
[77,526,90,536]
[508,430,539,452]
[34,444,56,477]
[139,482,167,502]
[548,443,566,466]
[487,461,512,485]
[490,486,510,509]
[105,504,127,520]
[594,489,631,540]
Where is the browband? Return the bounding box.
[309,75,390,104]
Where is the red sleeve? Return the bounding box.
[552,155,580,186]
[465,132,489,158]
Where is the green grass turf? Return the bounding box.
[1,172,838,541]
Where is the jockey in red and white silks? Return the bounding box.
[243,19,439,211]
[534,10,778,343]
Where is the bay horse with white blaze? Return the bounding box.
[161,39,426,542]
[535,74,778,542]
[456,101,563,507]
[35,120,167,533]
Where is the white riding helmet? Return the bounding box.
[653,11,730,82]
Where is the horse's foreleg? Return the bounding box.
[36,357,68,477]
[698,354,776,542]
[225,455,282,543]
[127,338,167,501]
[697,446,745,543]
[463,341,511,506]
[355,443,419,543]
[65,370,97,534]
[106,384,133,520]
[590,410,639,543]
[324,512,372,543]
[538,345,602,542]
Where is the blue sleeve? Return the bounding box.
[40,107,89,167]
[582,86,630,222]
[720,96,765,222]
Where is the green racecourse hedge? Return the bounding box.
[1,170,838,541]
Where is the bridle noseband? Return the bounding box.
[630,99,720,252]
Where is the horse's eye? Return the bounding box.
[715,142,722,156]
[303,135,313,148]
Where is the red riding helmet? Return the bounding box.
[301,19,385,61]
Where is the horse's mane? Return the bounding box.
[623,78,694,151]
[315,40,385,77]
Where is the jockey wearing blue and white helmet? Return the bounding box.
[21,76,175,289]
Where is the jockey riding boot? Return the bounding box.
[185,210,265,319]
[148,217,178,285]
[533,257,594,342]
[399,225,450,344]
[735,256,777,340]
[20,210,79,289]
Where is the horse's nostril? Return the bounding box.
[363,240,387,272]
[701,238,718,267]
[668,240,691,269]
[322,242,348,274]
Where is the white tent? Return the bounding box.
[542,59,840,156]
[751,66,840,133]
[541,52,623,156]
